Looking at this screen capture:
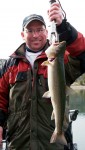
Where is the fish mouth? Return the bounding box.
[49,58,55,62]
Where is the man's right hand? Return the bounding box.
[47,2,64,25]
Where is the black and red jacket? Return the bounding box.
[0,19,85,126]
[0,19,85,149]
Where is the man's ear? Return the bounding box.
[46,29,48,39]
[21,32,25,40]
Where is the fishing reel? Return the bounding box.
[69,109,79,122]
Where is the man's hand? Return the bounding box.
[47,2,63,25]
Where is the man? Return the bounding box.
[0,2,85,150]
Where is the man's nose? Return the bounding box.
[32,31,40,37]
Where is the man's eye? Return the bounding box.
[28,30,32,33]
[40,29,43,31]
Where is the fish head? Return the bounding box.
[45,41,66,61]
[45,42,59,60]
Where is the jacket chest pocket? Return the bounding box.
[9,70,32,105]
[9,71,32,112]
[9,69,32,84]
[15,71,28,82]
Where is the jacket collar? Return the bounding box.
[10,40,50,59]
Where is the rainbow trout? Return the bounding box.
[42,41,67,145]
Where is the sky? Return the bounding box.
[0,0,85,58]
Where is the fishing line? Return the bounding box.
[57,0,66,20]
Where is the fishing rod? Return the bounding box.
[49,0,66,44]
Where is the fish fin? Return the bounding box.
[42,91,51,98]
[41,60,49,66]
[51,110,55,120]
[66,86,75,96]
[50,131,67,145]
[41,60,53,66]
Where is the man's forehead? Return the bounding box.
[26,20,46,28]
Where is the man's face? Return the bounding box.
[21,20,48,51]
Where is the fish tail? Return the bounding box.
[50,131,67,145]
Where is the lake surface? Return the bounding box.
[69,88,85,150]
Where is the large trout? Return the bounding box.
[42,41,67,145]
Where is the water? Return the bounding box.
[69,88,85,150]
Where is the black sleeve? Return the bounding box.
[77,51,85,74]
[0,110,7,127]
[57,19,78,46]
[65,51,85,86]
